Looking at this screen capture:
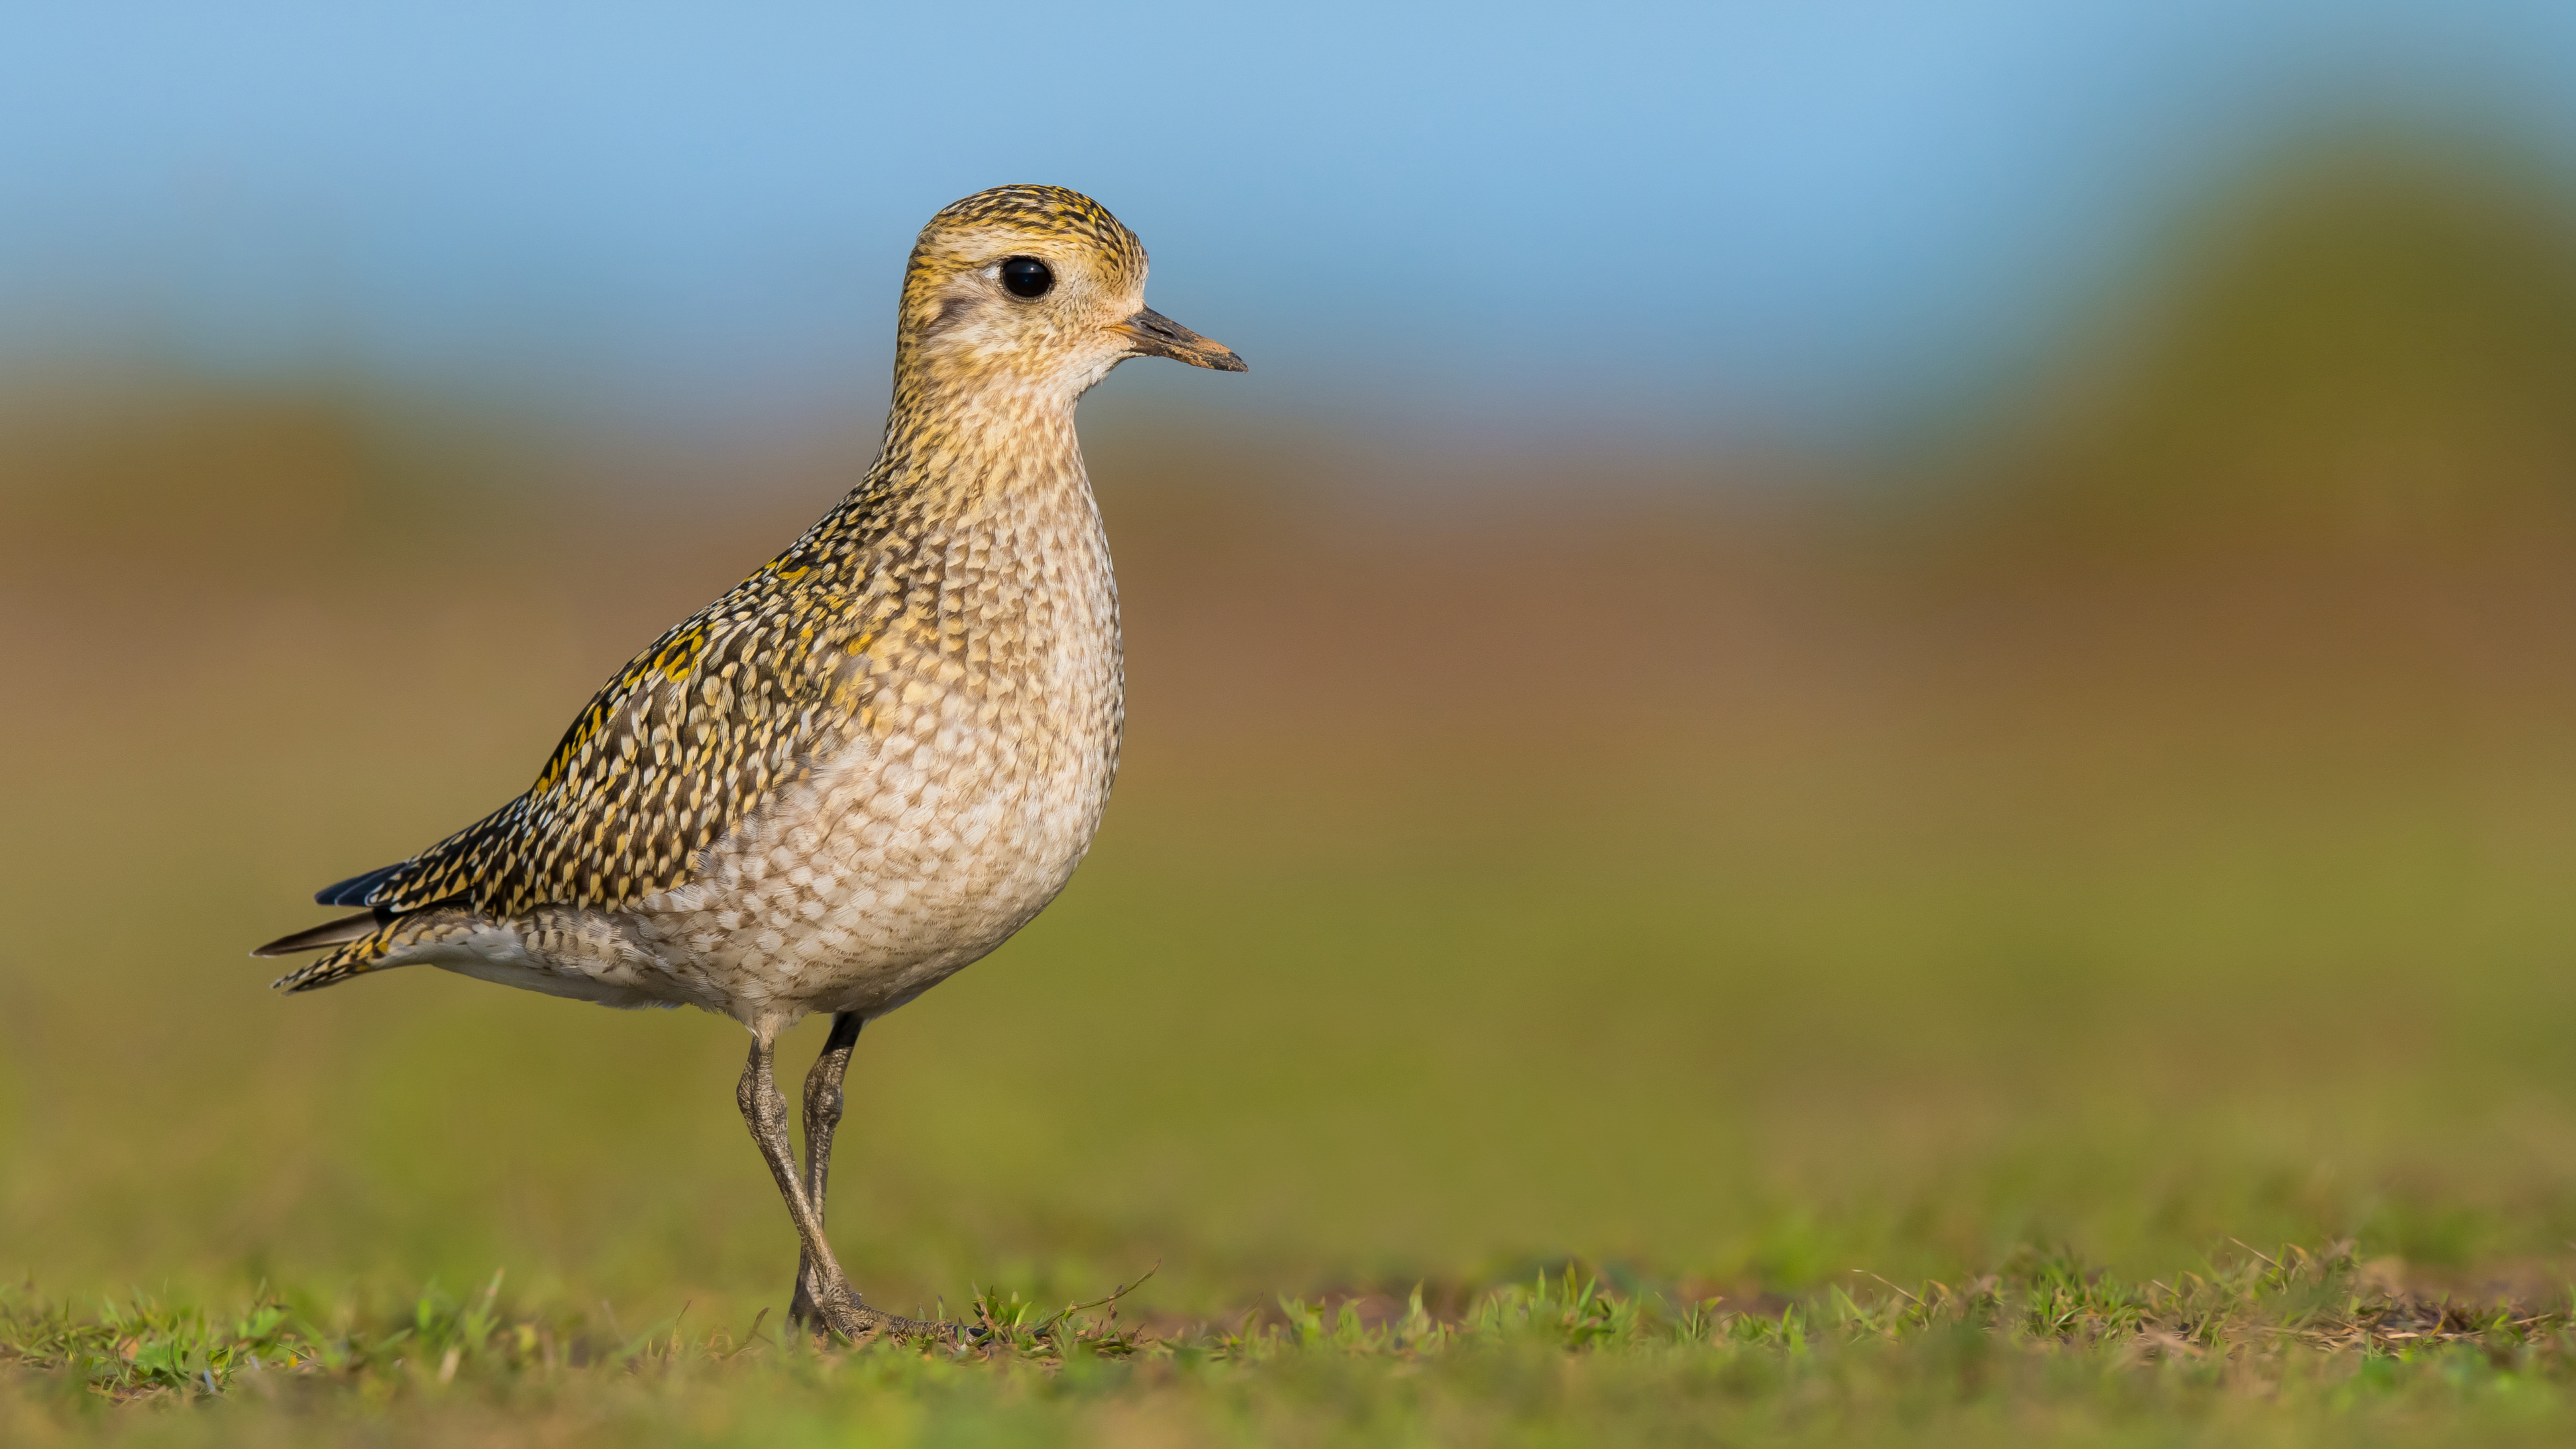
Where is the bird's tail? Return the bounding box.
[252,912,401,993]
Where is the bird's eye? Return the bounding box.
[999,256,1053,299]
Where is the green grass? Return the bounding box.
[10,1246,2576,1445]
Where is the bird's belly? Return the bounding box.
[632,684,1116,1024]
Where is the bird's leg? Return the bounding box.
[788,1011,863,1332]
[736,1026,949,1345]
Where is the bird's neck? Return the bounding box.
[867,370,1089,528]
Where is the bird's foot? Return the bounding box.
[791,1273,973,1347]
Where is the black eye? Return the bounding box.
[999,256,1053,299]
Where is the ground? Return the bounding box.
[10,429,2576,1442]
[9,1246,2576,1445]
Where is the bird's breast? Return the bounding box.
[636,494,1122,1017]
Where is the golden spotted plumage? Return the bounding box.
[274,462,1009,989]
[260,184,1244,1034]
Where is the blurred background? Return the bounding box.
[10,0,2576,1326]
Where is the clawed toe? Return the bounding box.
[796,1279,969,1346]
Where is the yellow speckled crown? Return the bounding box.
[897,184,1149,334]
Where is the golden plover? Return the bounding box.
[254,184,1245,1342]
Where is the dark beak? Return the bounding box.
[1114,307,1248,372]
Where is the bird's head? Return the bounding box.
[894,184,1246,401]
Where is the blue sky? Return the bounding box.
[5,1,2575,445]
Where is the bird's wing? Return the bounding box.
[309,575,877,926]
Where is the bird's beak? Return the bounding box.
[1113,307,1248,372]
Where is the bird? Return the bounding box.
[252,184,1245,1343]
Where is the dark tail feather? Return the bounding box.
[315,861,406,907]
[252,910,386,957]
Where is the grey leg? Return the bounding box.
[736,1026,948,1344]
[789,1011,863,1331]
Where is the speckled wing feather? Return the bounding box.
[270,490,911,989]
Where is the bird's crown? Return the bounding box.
[906,184,1148,294]
[897,185,1146,356]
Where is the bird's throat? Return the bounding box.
[871,381,1090,527]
